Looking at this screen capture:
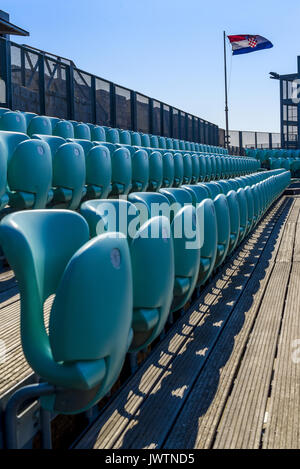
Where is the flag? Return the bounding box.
[227,35,273,55]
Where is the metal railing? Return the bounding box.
[0,37,220,145]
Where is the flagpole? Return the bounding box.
[223,31,229,149]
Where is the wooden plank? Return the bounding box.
[213,261,292,449]
[75,197,289,449]
[76,261,241,450]
[263,261,300,449]
[163,197,292,449]
[0,297,52,398]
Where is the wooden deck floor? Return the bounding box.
[74,195,300,450]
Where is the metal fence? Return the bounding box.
[0,37,220,145]
[228,130,281,152]
[0,37,282,152]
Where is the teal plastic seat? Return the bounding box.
[0,210,133,414]
[118,146,149,192]
[196,199,218,286]
[173,153,184,187]
[210,156,217,180]
[159,137,166,149]
[148,151,163,192]
[244,186,255,234]
[236,188,248,243]
[213,194,230,269]
[8,139,52,210]
[162,152,174,188]
[166,138,174,150]
[226,190,240,255]
[217,180,232,195]
[0,110,27,133]
[27,115,52,137]
[34,135,86,209]
[204,181,222,199]
[101,143,132,196]
[85,145,112,199]
[81,198,174,350]
[183,184,210,206]
[94,125,107,141]
[74,123,91,140]
[150,135,159,149]
[191,154,200,184]
[131,132,142,146]
[173,139,180,151]
[53,120,75,139]
[205,156,212,181]
[128,191,199,313]
[199,156,206,182]
[182,153,192,184]
[119,130,131,145]
[181,185,218,286]
[141,134,151,148]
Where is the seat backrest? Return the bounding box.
[198,198,218,265]
[182,153,192,185]
[8,139,53,209]
[131,132,142,146]
[204,182,222,200]
[214,194,230,251]
[150,135,159,149]
[162,152,174,188]
[148,151,163,192]
[80,199,139,239]
[173,153,184,187]
[0,110,27,133]
[166,138,173,150]
[91,125,106,142]
[129,215,174,351]
[158,137,166,149]
[49,231,133,411]
[226,190,240,238]
[183,184,210,206]
[141,134,151,148]
[160,187,193,209]
[27,116,52,137]
[236,188,248,235]
[130,148,149,192]
[85,145,112,199]
[53,120,75,139]
[74,123,91,140]
[191,154,200,183]
[0,209,133,413]
[52,142,86,209]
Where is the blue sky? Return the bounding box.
[2,0,299,132]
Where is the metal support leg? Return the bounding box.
[40,409,52,449]
[168,311,174,325]
[129,352,138,374]
[5,383,55,449]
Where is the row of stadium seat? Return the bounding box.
[246,148,300,177]
[0,107,226,155]
[0,168,290,416]
[0,130,259,213]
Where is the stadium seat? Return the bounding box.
[128,191,199,313]
[100,143,132,196]
[34,135,86,209]
[226,190,241,255]
[162,152,175,188]
[80,199,174,351]
[0,210,133,414]
[0,109,27,133]
[173,153,184,187]
[53,120,75,139]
